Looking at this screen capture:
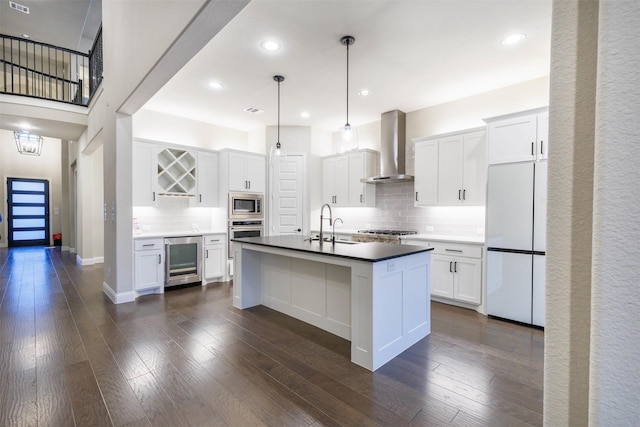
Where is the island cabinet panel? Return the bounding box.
[262,253,292,311]
[232,238,431,371]
[261,254,351,340]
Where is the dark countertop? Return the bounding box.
[232,235,433,262]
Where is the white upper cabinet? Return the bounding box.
[322,156,349,206]
[486,108,549,164]
[132,141,157,207]
[227,151,266,193]
[414,139,438,206]
[537,111,549,160]
[348,151,377,206]
[196,151,219,207]
[133,139,221,207]
[437,134,465,205]
[322,150,377,207]
[414,128,487,206]
[156,147,197,196]
[460,131,488,205]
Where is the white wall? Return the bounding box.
[133,109,249,150]
[0,129,63,247]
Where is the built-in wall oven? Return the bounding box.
[228,220,264,258]
[164,236,202,288]
[229,193,263,219]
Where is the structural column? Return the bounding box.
[589,0,640,423]
[546,0,640,424]
[545,0,598,424]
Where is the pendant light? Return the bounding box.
[339,35,358,152]
[270,75,287,160]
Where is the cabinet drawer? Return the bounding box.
[134,239,164,251]
[431,242,482,258]
[204,234,225,245]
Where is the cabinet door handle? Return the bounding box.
[360,194,363,203]
[143,244,154,247]
[415,192,419,202]
[248,181,251,189]
[454,261,458,273]
[458,189,462,200]
[153,191,156,201]
[449,261,453,273]
[158,254,161,264]
[531,142,535,156]
[209,239,220,243]
[463,189,466,200]
[540,140,544,155]
[445,249,463,253]
[199,194,202,203]
[205,249,209,258]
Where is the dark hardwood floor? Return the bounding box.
[0,246,544,426]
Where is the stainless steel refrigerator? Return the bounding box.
[486,161,546,327]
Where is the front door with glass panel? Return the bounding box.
[7,178,50,247]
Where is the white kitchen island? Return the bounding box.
[232,235,433,371]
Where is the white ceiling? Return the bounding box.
[143,0,552,133]
[0,0,552,139]
[0,0,101,52]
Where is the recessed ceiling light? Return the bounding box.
[502,33,525,46]
[260,40,281,52]
[208,81,223,89]
[300,111,310,118]
[19,122,32,129]
[358,89,371,96]
[21,34,30,39]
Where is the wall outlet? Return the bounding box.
[425,225,434,232]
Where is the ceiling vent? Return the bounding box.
[9,1,30,14]
[243,106,263,114]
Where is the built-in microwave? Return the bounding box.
[229,193,263,219]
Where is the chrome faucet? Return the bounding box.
[332,217,343,244]
[319,203,333,244]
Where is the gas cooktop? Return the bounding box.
[356,229,418,236]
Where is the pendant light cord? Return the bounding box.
[273,75,284,147]
[346,41,349,126]
[340,36,355,128]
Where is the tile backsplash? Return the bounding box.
[133,197,226,233]
[316,181,485,237]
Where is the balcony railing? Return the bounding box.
[1,28,102,106]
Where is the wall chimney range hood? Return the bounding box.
[362,109,414,183]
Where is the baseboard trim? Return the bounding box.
[102,281,135,304]
[62,246,70,252]
[76,255,105,266]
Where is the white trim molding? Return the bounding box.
[102,281,135,304]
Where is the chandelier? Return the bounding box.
[14,131,43,156]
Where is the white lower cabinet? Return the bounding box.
[404,239,483,305]
[134,238,164,291]
[203,234,225,281]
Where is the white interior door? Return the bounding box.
[271,155,304,235]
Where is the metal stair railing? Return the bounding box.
[1,30,102,106]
